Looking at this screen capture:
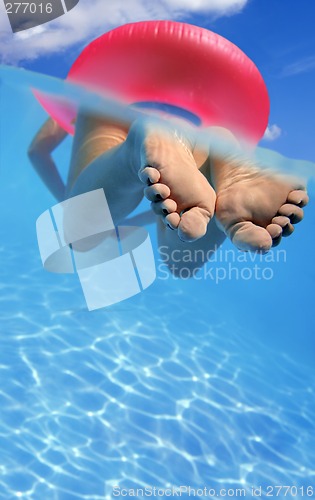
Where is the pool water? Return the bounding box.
[0,71,314,499]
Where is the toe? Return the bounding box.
[165,212,180,229]
[271,215,294,236]
[177,207,212,242]
[266,223,282,239]
[266,223,283,247]
[278,203,304,224]
[287,190,309,208]
[151,199,177,216]
[144,183,171,202]
[230,222,273,253]
[138,166,161,185]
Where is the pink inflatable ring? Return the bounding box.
[36,20,270,143]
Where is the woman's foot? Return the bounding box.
[214,157,309,252]
[128,119,216,242]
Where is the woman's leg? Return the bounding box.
[66,112,144,224]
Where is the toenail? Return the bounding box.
[147,178,153,186]
[167,223,174,230]
[156,194,163,201]
[162,209,168,215]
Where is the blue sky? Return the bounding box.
[1,0,314,163]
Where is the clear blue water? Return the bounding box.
[0,70,314,499]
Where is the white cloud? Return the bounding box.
[159,0,248,15]
[14,25,46,40]
[263,124,282,142]
[0,0,249,64]
[281,56,315,77]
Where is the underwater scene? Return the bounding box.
[0,1,315,499]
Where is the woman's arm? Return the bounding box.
[28,117,69,202]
